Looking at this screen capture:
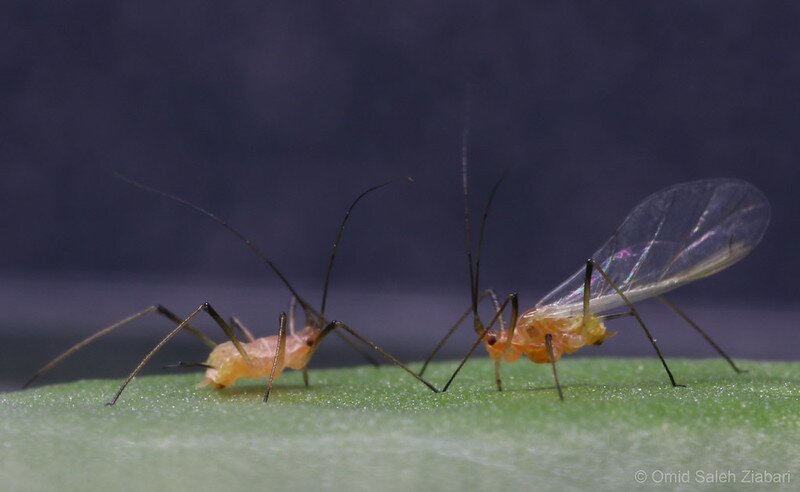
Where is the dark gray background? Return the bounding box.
[1,2,798,387]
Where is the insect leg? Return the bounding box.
[22,305,215,389]
[584,262,638,322]
[441,293,517,392]
[494,291,519,392]
[230,316,256,343]
[285,296,310,387]
[330,330,381,367]
[320,321,439,393]
[264,313,287,403]
[292,298,380,370]
[599,312,634,321]
[287,295,309,387]
[589,260,685,388]
[491,290,503,391]
[288,296,298,335]
[167,315,255,371]
[419,289,497,377]
[106,302,252,406]
[584,263,636,323]
[162,362,214,369]
[545,334,565,401]
[656,296,745,373]
[583,258,593,320]
[493,360,502,391]
[487,290,507,331]
[420,304,472,376]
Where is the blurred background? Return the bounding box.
[2,1,798,389]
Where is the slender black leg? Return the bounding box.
[583,259,593,321]
[330,330,381,367]
[419,307,472,376]
[599,312,634,321]
[264,313,287,403]
[419,305,472,377]
[320,321,439,393]
[118,173,383,370]
[590,260,685,388]
[441,293,517,392]
[490,292,504,391]
[656,296,746,373]
[419,289,498,377]
[162,362,214,370]
[106,302,251,406]
[299,295,380,369]
[293,297,380,385]
[22,305,216,389]
[585,263,634,324]
[493,292,519,392]
[168,312,258,371]
[494,360,503,392]
[545,334,564,401]
[289,296,310,387]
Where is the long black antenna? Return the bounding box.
[461,84,478,319]
[319,176,413,319]
[113,172,318,318]
[474,170,507,305]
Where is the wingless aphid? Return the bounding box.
[421,108,771,399]
[23,175,439,404]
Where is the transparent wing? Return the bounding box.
[534,179,770,317]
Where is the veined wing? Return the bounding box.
[533,179,770,318]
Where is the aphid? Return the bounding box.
[422,109,770,399]
[23,175,438,404]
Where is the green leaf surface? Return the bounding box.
[2,358,799,491]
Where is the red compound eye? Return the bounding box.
[306,338,315,346]
[487,334,497,345]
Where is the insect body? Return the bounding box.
[484,312,611,365]
[425,143,770,399]
[199,322,314,389]
[199,310,358,392]
[23,175,438,404]
[487,178,768,365]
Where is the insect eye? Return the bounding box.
[487,334,497,345]
[306,338,315,347]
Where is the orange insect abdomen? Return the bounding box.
[484,312,613,364]
[199,339,278,389]
[198,328,316,389]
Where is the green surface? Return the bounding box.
[2,358,799,491]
